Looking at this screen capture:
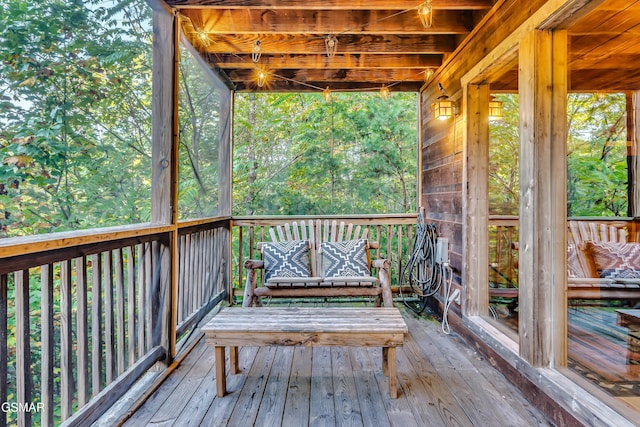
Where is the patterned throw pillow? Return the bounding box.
[262,240,311,282]
[586,241,640,279]
[321,239,370,278]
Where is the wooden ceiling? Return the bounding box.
[490,1,640,92]
[165,0,495,92]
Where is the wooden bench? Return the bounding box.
[243,220,393,307]
[567,220,640,300]
[202,307,408,398]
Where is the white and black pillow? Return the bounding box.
[263,240,311,282]
[321,239,370,278]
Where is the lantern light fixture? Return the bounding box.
[432,82,454,120]
[418,0,433,29]
[325,34,338,57]
[489,96,504,121]
[251,40,262,63]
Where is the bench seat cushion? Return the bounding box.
[265,276,378,288]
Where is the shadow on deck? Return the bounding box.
[113,307,551,426]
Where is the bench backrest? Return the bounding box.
[567,220,628,278]
[265,219,371,276]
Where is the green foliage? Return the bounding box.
[0,0,152,237]
[489,93,628,217]
[233,92,418,215]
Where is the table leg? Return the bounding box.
[215,346,226,397]
[382,347,389,376]
[230,346,239,374]
[387,347,398,399]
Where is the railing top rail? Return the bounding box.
[0,223,173,259]
[232,213,418,227]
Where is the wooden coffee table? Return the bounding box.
[202,307,408,398]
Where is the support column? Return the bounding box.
[518,30,567,367]
[463,84,490,317]
[151,7,178,363]
[627,91,640,218]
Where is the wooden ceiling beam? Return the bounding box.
[187,33,458,55]
[181,9,473,34]
[168,0,493,11]
[210,53,443,69]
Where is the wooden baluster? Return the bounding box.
[177,236,185,325]
[15,269,31,427]
[104,251,116,385]
[145,243,153,351]
[41,264,54,425]
[77,257,89,407]
[387,225,392,269]
[60,260,73,420]
[1,274,8,427]
[397,226,403,285]
[115,248,126,374]
[137,244,145,357]
[127,246,136,368]
[91,254,103,397]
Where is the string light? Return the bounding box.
[380,85,390,100]
[323,86,332,102]
[255,67,269,88]
[195,28,211,47]
[251,40,262,63]
[418,0,433,29]
[325,35,338,57]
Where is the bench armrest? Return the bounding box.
[372,259,390,269]
[244,259,264,269]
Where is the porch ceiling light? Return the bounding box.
[251,40,262,63]
[418,0,433,29]
[424,68,435,82]
[489,96,504,121]
[255,67,269,88]
[380,85,390,100]
[195,28,211,47]
[325,34,338,58]
[432,82,453,120]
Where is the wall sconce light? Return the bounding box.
[432,83,454,120]
[325,35,338,57]
[256,67,269,88]
[323,86,332,102]
[488,96,504,121]
[380,85,390,100]
[424,68,435,82]
[418,0,433,29]
[251,40,262,63]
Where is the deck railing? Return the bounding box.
[0,218,229,427]
[231,214,419,296]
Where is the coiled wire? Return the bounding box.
[400,212,441,314]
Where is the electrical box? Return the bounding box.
[435,237,449,264]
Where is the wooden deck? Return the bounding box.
[120,308,551,426]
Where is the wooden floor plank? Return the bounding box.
[332,346,364,427]
[119,307,553,427]
[227,346,277,426]
[254,346,295,427]
[282,346,313,426]
[350,346,392,427]
[403,312,541,427]
[121,343,209,426]
[309,346,337,427]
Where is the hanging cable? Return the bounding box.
[400,211,441,314]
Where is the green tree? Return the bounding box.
[0,0,152,237]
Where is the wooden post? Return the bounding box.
[463,83,490,317]
[627,91,640,218]
[518,29,567,367]
[151,7,178,364]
